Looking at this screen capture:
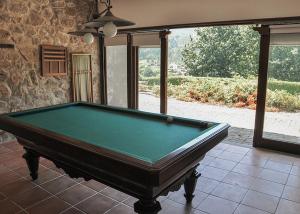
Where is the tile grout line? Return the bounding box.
[13,177,69,211]
[29,180,101,212]
[58,185,132,213]
[11,200,29,214]
[60,206,88,214]
[205,149,294,185]
[273,161,294,214]
[66,190,120,213]
[103,195,132,214]
[59,192,98,214]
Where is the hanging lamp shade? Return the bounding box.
[84,10,135,28]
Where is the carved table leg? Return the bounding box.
[23,148,40,180]
[134,199,161,214]
[184,169,201,202]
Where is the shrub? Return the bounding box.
[139,76,300,112]
[266,90,300,112]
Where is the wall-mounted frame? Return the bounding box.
[71,53,94,102]
[41,45,67,77]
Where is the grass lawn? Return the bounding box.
[139,76,300,112]
[268,79,300,95]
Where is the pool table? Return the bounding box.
[0,102,229,213]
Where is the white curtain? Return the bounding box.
[72,55,93,102]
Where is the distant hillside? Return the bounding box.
[139,28,196,65]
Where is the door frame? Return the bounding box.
[133,30,170,113]
[253,25,300,155]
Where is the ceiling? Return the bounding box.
[108,0,300,29]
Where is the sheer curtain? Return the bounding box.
[72,54,93,102]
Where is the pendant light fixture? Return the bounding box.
[85,0,135,38]
[69,0,135,43]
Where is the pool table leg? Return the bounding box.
[23,148,40,180]
[184,169,201,203]
[134,199,161,214]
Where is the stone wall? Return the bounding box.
[0,0,100,142]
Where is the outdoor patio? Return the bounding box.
[226,127,300,147]
[1,137,300,214]
[139,93,300,144]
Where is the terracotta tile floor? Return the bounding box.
[1,141,300,214]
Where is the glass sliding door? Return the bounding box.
[263,30,300,144]
[167,26,260,146]
[133,33,161,113]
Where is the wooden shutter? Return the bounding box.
[41,45,67,77]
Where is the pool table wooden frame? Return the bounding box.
[0,102,229,213]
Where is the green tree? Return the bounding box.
[143,66,157,77]
[182,26,260,77]
[269,46,300,82]
[139,65,158,78]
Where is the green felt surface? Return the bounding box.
[12,105,210,163]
